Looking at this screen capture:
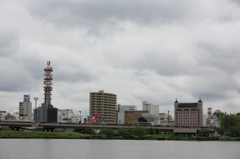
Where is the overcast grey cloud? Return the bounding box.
[0,0,240,117]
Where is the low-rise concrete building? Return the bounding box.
[124,110,149,124]
[19,95,32,120]
[117,104,137,124]
[0,111,7,121]
[142,101,160,125]
[159,113,174,126]
[58,109,81,124]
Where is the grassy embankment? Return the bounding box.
[0,131,85,139]
[1,130,239,141]
[0,129,240,141]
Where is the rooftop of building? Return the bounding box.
[125,110,149,113]
[178,103,198,108]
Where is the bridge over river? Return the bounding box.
[0,121,214,135]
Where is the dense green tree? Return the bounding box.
[85,128,95,136]
[117,128,129,138]
[199,128,210,137]
[229,126,240,137]
[100,128,114,138]
[219,113,240,129]
[148,128,155,135]
[132,127,147,139]
[216,128,225,137]
[154,129,161,135]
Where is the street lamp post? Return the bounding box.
[79,111,81,124]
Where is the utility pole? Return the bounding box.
[225,112,227,129]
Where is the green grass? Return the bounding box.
[0,131,85,139]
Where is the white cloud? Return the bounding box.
[0,0,240,117]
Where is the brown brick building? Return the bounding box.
[124,110,149,124]
[174,99,203,127]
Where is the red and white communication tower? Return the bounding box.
[43,61,53,107]
[207,107,212,118]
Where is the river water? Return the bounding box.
[0,139,239,159]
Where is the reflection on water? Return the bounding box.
[0,139,239,159]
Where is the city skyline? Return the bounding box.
[1,0,240,116]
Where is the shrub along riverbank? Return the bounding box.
[0,131,85,139]
[0,130,240,141]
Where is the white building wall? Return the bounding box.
[142,101,159,115]
[207,115,220,127]
[58,109,81,123]
[117,105,136,124]
[203,115,207,126]
[12,112,20,120]
[0,111,6,121]
[19,102,32,120]
[0,115,5,120]
[142,101,160,125]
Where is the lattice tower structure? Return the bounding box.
[43,61,53,107]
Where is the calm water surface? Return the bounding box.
[0,139,239,159]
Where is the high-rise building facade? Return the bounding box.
[89,90,117,124]
[174,99,203,127]
[19,95,32,120]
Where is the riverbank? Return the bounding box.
[1,131,240,141]
[0,131,85,139]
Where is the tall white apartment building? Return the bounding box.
[19,95,32,120]
[142,101,160,125]
[117,104,137,124]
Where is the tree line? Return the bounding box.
[84,112,240,139]
[217,112,240,137]
[84,127,161,139]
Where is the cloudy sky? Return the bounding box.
[1,0,240,117]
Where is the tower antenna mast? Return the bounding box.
[43,61,53,107]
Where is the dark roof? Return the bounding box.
[178,103,198,108]
[198,98,202,103]
[138,117,155,122]
[138,117,147,122]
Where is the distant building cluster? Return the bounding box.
[0,61,224,128]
